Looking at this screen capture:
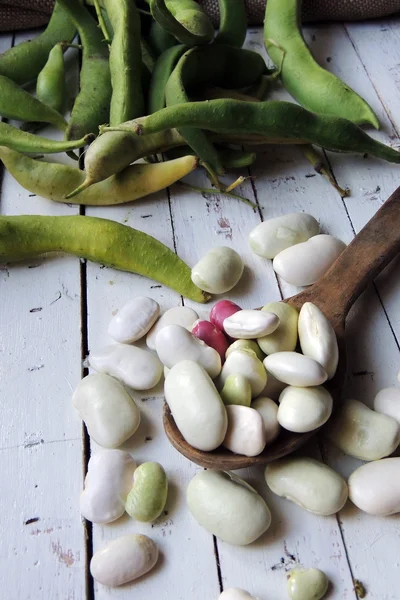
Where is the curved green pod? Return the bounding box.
[149,0,214,46]
[215,0,247,48]
[0,215,210,303]
[0,121,93,154]
[36,44,65,114]
[0,1,76,86]
[264,0,379,128]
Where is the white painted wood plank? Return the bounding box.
[84,191,221,600]
[0,30,86,599]
[302,21,400,600]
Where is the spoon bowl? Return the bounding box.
[163,185,400,469]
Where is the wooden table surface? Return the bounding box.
[1,18,400,600]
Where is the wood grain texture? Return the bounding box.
[1,20,400,600]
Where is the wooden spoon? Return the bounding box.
[163,185,400,470]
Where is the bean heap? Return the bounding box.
[67,211,400,597]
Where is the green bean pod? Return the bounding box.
[264,0,379,128]
[149,44,187,113]
[102,0,144,124]
[165,44,267,174]
[57,0,112,140]
[0,75,67,131]
[165,145,256,168]
[149,0,214,46]
[215,0,247,48]
[0,121,93,154]
[0,215,210,303]
[0,1,76,86]
[149,20,179,55]
[36,44,65,114]
[0,146,197,205]
[120,98,400,164]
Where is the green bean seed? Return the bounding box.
[215,0,247,48]
[125,462,168,522]
[149,0,214,46]
[0,75,67,131]
[264,0,379,128]
[57,0,112,140]
[0,1,76,86]
[0,215,210,303]
[0,121,93,154]
[0,146,197,205]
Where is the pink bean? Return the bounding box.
[192,320,229,362]
[210,300,242,332]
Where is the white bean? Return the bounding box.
[187,469,271,545]
[218,590,256,600]
[164,360,227,451]
[80,450,136,524]
[278,386,332,433]
[373,387,400,424]
[72,374,141,448]
[90,534,158,587]
[248,212,320,259]
[261,369,287,401]
[155,324,221,378]
[108,296,160,344]
[251,397,280,444]
[273,234,346,286]
[348,458,400,515]
[287,568,329,600]
[219,350,267,398]
[223,405,266,457]
[223,309,280,339]
[298,302,338,379]
[326,399,400,461]
[265,457,348,515]
[88,344,162,390]
[146,306,199,350]
[257,302,298,355]
[263,352,327,387]
[191,246,244,294]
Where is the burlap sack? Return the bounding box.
[0,0,399,32]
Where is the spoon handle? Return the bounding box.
[300,185,400,326]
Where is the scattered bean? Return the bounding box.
[251,397,280,444]
[348,458,400,516]
[192,320,230,362]
[326,399,400,461]
[80,450,136,524]
[278,386,333,433]
[187,469,271,545]
[226,339,265,362]
[90,534,158,587]
[125,462,168,522]
[287,568,329,600]
[164,361,228,451]
[191,247,244,294]
[155,324,221,378]
[265,457,348,515]
[210,300,242,332]
[223,405,266,456]
[249,212,320,259]
[273,234,346,286]
[146,306,199,350]
[373,387,400,424]
[89,344,163,390]
[220,350,267,398]
[218,590,256,600]
[257,302,298,355]
[220,374,252,407]
[264,352,327,387]
[108,297,160,344]
[298,302,338,379]
[223,309,280,339]
[72,374,141,448]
